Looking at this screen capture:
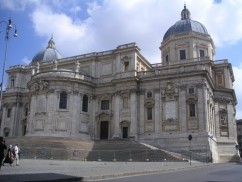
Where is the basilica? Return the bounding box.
[0,6,238,163]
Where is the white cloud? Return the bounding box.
[69,6,81,14]
[28,0,242,61]
[27,0,242,118]
[0,0,40,11]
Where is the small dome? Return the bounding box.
[163,5,209,41]
[30,37,63,65]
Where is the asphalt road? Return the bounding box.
[90,163,242,182]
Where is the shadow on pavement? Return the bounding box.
[0,173,84,182]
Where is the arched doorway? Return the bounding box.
[122,127,128,138]
[100,121,109,139]
[120,121,130,139]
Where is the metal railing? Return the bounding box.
[19,147,188,162]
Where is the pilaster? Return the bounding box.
[154,88,160,133]
[113,91,120,138]
[130,90,137,139]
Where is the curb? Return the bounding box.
[83,164,211,181]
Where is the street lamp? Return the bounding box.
[0,19,18,109]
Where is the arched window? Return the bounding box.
[11,79,15,87]
[82,95,88,112]
[59,91,67,109]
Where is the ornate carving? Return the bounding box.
[120,90,130,97]
[161,82,178,100]
[91,95,97,100]
[214,97,231,103]
[130,89,137,94]
[34,81,49,91]
[48,89,55,93]
[196,82,206,88]
[115,90,121,96]
[73,90,79,95]
[179,84,187,91]
[154,88,160,93]
[144,100,155,107]
[121,56,131,62]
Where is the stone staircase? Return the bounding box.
[5,137,184,162]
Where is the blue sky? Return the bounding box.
[0,0,242,119]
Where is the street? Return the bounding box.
[89,163,242,182]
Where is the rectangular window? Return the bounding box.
[179,50,186,60]
[7,108,11,118]
[147,108,152,120]
[101,100,109,110]
[199,50,205,59]
[147,92,152,98]
[188,88,194,94]
[189,104,196,117]
[217,74,223,85]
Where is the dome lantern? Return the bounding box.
[30,36,63,66]
[181,4,191,20]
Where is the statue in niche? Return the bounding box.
[75,61,80,73]
[36,62,40,73]
[34,82,40,91]
[32,68,35,75]
[53,60,58,70]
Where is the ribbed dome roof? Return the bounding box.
[163,5,209,41]
[30,37,63,65]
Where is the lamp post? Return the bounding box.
[0,19,17,109]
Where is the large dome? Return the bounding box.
[163,5,209,41]
[30,37,63,65]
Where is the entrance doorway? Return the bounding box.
[100,121,109,139]
[123,127,128,139]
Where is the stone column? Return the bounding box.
[11,105,17,136]
[46,89,55,134]
[90,95,97,139]
[214,102,220,138]
[130,90,137,139]
[27,96,35,135]
[113,92,120,138]
[139,90,145,135]
[0,107,6,135]
[179,84,187,132]
[71,91,80,136]
[13,102,21,136]
[154,89,160,133]
[196,83,206,131]
[227,101,236,138]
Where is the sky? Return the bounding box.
[0,0,242,119]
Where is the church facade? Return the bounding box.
[0,6,238,163]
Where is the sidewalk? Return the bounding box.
[0,159,211,182]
